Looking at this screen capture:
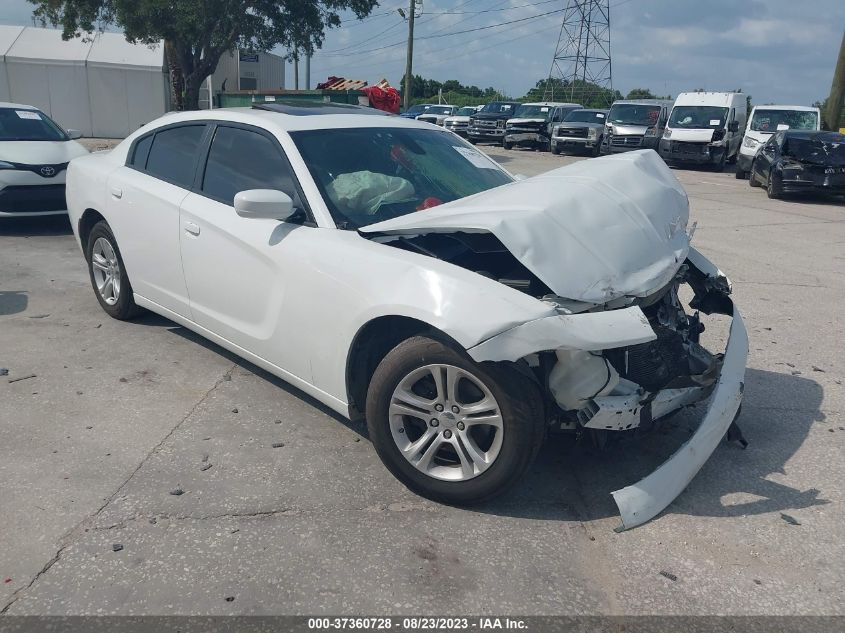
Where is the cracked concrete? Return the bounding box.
[1,147,843,615]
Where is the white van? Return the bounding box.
[658,92,747,169]
[735,105,821,179]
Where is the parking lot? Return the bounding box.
[1,145,843,616]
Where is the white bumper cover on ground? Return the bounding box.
[611,302,748,529]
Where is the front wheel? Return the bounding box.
[735,169,746,179]
[85,221,142,320]
[503,140,513,150]
[767,171,782,199]
[591,139,602,157]
[365,336,545,505]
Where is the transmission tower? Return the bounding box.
[544,0,613,106]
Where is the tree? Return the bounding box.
[29,0,379,110]
[626,88,656,100]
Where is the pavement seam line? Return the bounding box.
[0,364,237,614]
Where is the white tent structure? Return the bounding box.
[0,26,168,138]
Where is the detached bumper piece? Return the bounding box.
[612,302,747,530]
[0,184,67,213]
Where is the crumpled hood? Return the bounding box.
[360,150,690,303]
[0,140,88,165]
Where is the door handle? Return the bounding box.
[110,187,123,199]
[184,221,200,236]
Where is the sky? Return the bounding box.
[1,0,843,106]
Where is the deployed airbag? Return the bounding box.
[326,170,415,215]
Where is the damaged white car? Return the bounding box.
[65,103,748,529]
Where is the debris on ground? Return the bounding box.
[274,419,282,424]
[353,437,361,442]
[222,374,231,381]
[112,544,123,552]
[119,377,127,383]
[28,314,50,319]
[231,408,239,413]
[3,578,11,584]
[169,488,184,496]
[224,596,235,602]
[812,366,825,372]
[659,571,678,582]
[753,579,762,585]
[272,442,285,448]
[0,369,8,376]
[8,374,36,383]
[202,454,209,463]
[200,463,213,471]
[149,517,157,525]
[780,513,801,526]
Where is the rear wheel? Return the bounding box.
[365,336,545,505]
[85,221,142,320]
[735,169,746,179]
[766,170,782,199]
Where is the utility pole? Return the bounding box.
[401,0,420,111]
[825,30,845,131]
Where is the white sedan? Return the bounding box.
[0,102,88,217]
[66,102,748,529]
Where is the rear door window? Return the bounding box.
[145,124,207,188]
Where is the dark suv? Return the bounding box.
[467,101,521,145]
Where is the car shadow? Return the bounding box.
[161,320,360,432]
[0,290,28,316]
[472,367,827,525]
[0,215,73,237]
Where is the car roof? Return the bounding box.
[132,105,436,134]
[752,105,819,113]
[0,101,38,110]
[611,99,673,106]
[574,108,609,114]
[521,102,581,107]
[782,130,843,141]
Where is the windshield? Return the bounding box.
[783,135,845,166]
[564,110,606,123]
[608,104,661,126]
[405,104,430,115]
[291,127,513,229]
[0,107,69,142]
[423,106,454,115]
[514,105,551,119]
[480,102,516,114]
[668,106,728,129]
[456,107,477,116]
[750,109,819,133]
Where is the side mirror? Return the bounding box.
[234,189,295,221]
[728,121,739,133]
[66,129,82,140]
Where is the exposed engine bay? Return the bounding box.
[372,230,731,442]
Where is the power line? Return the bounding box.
[319,7,566,57]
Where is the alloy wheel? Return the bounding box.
[90,237,121,306]
[388,363,504,482]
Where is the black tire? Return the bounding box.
[85,220,143,320]
[365,336,545,505]
[468,138,477,145]
[735,169,746,179]
[713,150,727,172]
[749,162,761,187]
[766,171,782,199]
[503,140,513,150]
[552,145,561,155]
[591,139,602,157]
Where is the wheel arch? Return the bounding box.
[78,208,107,254]
[344,315,462,421]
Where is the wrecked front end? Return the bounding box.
[360,151,748,528]
[467,247,747,529]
